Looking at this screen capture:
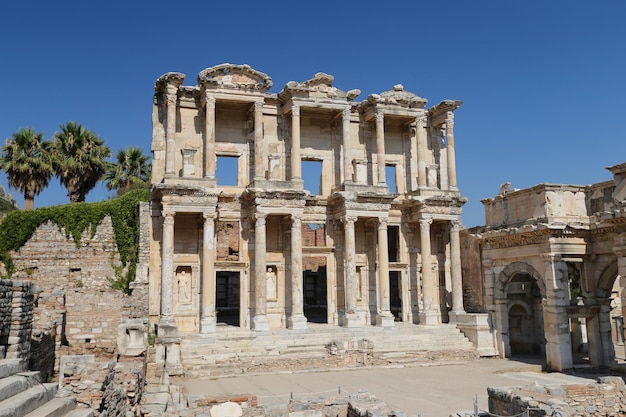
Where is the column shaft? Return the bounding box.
[200,213,216,333]
[253,214,269,330]
[254,101,264,180]
[343,216,360,327]
[375,112,386,184]
[446,113,457,188]
[204,94,216,178]
[289,215,307,329]
[450,220,464,315]
[342,107,353,183]
[376,218,394,327]
[291,105,302,180]
[416,116,427,187]
[419,218,439,324]
[165,87,178,176]
[160,212,175,322]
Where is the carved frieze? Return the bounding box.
[198,64,272,92]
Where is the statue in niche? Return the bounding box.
[266,266,277,300]
[177,269,191,303]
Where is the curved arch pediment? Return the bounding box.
[197,63,273,92]
[496,261,546,300]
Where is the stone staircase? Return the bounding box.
[179,322,478,378]
[0,359,92,417]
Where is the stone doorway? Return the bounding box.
[304,267,327,323]
[390,271,402,321]
[216,271,240,326]
[506,273,545,357]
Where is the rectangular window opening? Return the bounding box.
[386,164,397,193]
[302,160,322,195]
[388,225,400,262]
[217,155,239,186]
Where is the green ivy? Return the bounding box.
[0,188,150,293]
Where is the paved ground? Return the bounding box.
[181,357,615,417]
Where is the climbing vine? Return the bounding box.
[0,188,150,293]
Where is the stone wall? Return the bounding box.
[488,377,626,417]
[6,214,148,373]
[0,279,34,368]
[59,355,145,417]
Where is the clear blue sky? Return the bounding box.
[1,1,624,226]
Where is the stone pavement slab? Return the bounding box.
[179,358,605,417]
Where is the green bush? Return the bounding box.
[0,188,150,293]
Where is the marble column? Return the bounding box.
[200,213,216,333]
[204,93,216,179]
[445,112,457,189]
[165,86,178,176]
[342,107,353,183]
[343,216,360,327]
[419,218,439,325]
[291,105,302,181]
[449,220,465,317]
[252,213,270,331]
[160,211,175,324]
[254,101,265,180]
[376,218,394,328]
[375,111,386,185]
[416,115,428,188]
[288,214,307,329]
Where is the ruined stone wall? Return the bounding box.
[7,216,148,367]
[0,280,34,368]
[488,377,626,417]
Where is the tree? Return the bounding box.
[0,128,54,210]
[52,122,111,203]
[104,146,151,195]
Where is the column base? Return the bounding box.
[419,310,440,326]
[155,321,183,376]
[288,314,308,330]
[342,313,361,328]
[200,317,217,334]
[376,312,395,329]
[448,310,466,323]
[252,314,270,331]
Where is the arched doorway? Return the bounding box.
[506,273,545,356]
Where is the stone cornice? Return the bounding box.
[278,72,360,103]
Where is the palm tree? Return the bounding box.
[52,122,111,203]
[0,128,54,210]
[104,146,151,195]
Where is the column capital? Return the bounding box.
[416,114,427,126]
[378,217,388,230]
[419,218,433,230]
[482,258,494,268]
[291,105,300,117]
[342,106,351,120]
[450,220,462,232]
[203,212,217,221]
[375,111,384,123]
[445,111,454,129]
[291,214,302,225]
[254,100,264,112]
[166,93,178,106]
[255,212,267,226]
[343,215,357,226]
[162,210,175,220]
[203,91,216,106]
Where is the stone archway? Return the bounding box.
[495,262,546,359]
[594,261,620,366]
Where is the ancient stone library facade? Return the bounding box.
[463,163,626,372]
[148,63,466,340]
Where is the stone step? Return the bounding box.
[0,372,41,403]
[0,358,23,379]
[63,408,94,417]
[0,383,57,417]
[22,397,75,417]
